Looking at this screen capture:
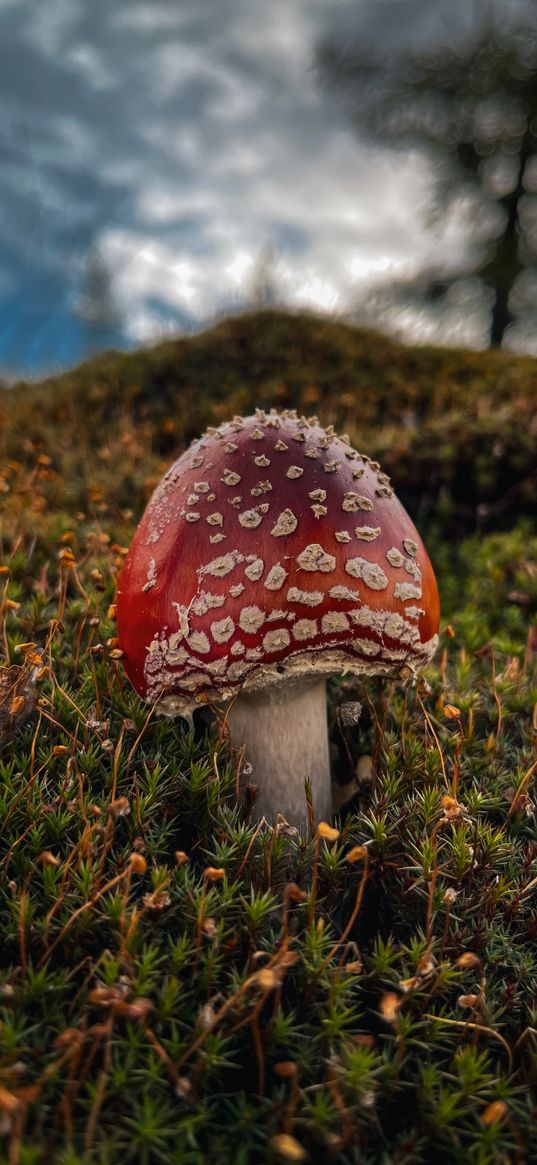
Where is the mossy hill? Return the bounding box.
[2,309,536,536]
[0,311,536,1164]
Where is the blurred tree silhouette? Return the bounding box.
[318,7,537,347]
[74,248,123,357]
[249,243,279,308]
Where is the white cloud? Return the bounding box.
[1,0,520,373]
[286,270,341,313]
[99,231,206,337]
[226,251,254,285]
[109,3,193,33]
[23,0,82,56]
[66,44,117,92]
[100,117,479,334]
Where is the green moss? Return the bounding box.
[0,312,536,1163]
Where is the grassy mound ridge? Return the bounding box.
[1,310,536,534]
[0,313,536,1163]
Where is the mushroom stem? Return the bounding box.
[225,679,332,828]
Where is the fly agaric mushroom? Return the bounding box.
[116,410,439,826]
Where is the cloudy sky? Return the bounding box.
[0,0,519,378]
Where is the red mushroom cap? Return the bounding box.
[116,410,440,713]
